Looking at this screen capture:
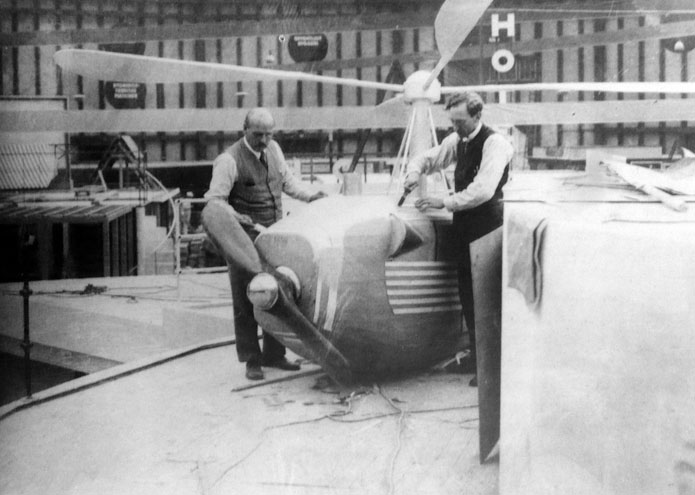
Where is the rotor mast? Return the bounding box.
[391,71,444,198]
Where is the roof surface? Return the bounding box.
[0,144,58,190]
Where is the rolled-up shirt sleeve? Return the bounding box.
[442,133,514,212]
[204,153,237,202]
[406,132,459,180]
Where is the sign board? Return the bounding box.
[288,34,328,63]
[489,13,516,73]
[100,41,147,109]
[104,81,146,109]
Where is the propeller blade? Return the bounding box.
[54,49,404,92]
[442,81,695,94]
[376,94,405,109]
[424,0,495,89]
[375,95,410,123]
[201,201,263,276]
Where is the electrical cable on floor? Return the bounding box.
[211,372,479,490]
[230,369,324,392]
[377,384,406,495]
[180,276,231,293]
[215,401,479,492]
[326,405,478,424]
[264,403,479,429]
[210,440,265,489]
[1,283,230,303]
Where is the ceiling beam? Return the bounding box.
[0,9,436,47]
[3,99,695,134]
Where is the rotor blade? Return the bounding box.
[423,0,495,89]
[53,49,404,93]
[442,81,695,94]
[201,201,263,276]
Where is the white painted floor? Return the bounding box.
[0,345,496,495]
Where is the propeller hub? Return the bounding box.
[247,273,279,310]
[403,70,441,103]
[247,266,301,310]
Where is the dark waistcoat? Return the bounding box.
[226,140,283,227]
[453,124,509,244]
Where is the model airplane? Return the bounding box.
[202,195,461,385]
[52,0,695,384]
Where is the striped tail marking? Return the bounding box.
[385,261,461,315]
[313,267,339,333]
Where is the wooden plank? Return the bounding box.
[4,98,695,134]
[602,159,691,211]
[470,226,503,464]
[58,205,109,224]
[0,205,42,220]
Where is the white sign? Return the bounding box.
[491,13,516,40]
[490,13,516,74]
[492,49,515,73]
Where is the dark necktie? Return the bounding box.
[259,151,268,168]
[458,137,468,158]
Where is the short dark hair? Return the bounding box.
[445,92,483,117]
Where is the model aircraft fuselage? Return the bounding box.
[203,196,463,384]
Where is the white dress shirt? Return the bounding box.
[204,137,315,203]
[406,123,514,212]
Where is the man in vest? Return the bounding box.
[205,108,327,380]
[403,91,514,387]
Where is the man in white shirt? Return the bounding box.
[204,108,326,380]
[403,91,514,386]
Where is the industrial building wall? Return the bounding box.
[0,0,438,163]
[2,0,695,165]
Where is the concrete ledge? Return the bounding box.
[0,335,121,374]
[0,336,234,422]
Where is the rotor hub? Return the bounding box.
[403,70,442,103]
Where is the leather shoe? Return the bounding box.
[262,357,300,371]
[245,362,264,380]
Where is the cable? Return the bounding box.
[377,384,406,495]
[125,169,179,276]
[145,170,178,253]
[0,282,231,303]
